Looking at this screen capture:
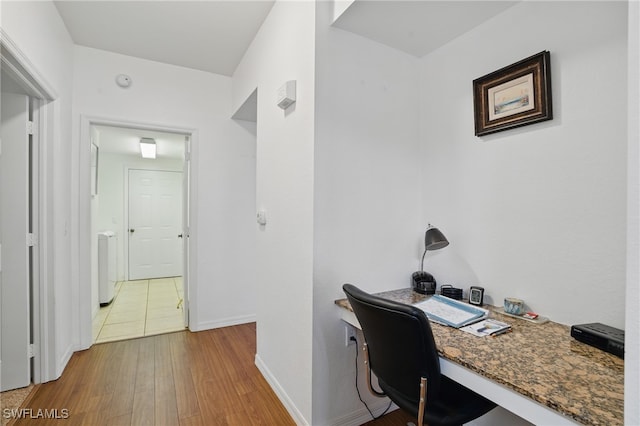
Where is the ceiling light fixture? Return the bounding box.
[140,138,157,159]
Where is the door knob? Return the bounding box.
[129,229,135,233]
[178,234,183,238]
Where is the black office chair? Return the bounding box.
[343,284,496,426]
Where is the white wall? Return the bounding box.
[73,46,257,338]
[312,2,423,424]
[1,0,75,380]
[311,2,632,424]
[232,1,316,423]
[626,2,640,424]
[418,1,628,328]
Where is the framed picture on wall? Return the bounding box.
[473,51,552,136]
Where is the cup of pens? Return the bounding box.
[504,298,525,315]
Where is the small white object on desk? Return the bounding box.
[497,307,549,324]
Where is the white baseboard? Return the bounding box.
[56,343,75,379]
[254,354,309,425]
[191,314,256,331]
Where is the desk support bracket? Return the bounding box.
[363,342,386,398]
[418,377,427,426]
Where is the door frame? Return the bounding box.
[1,29,57,384]
[78,116,197,349]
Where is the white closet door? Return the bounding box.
[1,92,31,391]
[128,169,183,280]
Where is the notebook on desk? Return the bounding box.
[414,295,488,328]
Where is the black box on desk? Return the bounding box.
[571,322,624,359]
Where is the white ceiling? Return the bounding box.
[54,0,275,76]
[333,1,519,58]
[53,1,518,157]
[95,125,186,160]
[54,1,517,79]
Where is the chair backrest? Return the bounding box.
[343,284,442,406]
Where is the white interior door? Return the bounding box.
[128,169,183,280]
[0,92,31,391]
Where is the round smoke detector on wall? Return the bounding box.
[115,74,132,88]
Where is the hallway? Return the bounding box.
[92,277,185,343]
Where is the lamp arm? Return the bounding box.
[419,247,427,271]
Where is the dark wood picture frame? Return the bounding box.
[473,51,552,136]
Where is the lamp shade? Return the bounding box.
[424,227,449,251]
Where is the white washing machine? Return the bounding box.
[98,231,117,306]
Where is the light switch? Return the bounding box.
[257,210,267,226]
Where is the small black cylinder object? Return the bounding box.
[412,271,436,294]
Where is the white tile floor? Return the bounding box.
[92,277,185,344]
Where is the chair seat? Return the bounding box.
[380,376,496,426]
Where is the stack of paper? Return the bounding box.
[413,295,488,328]
[461,318,512,337]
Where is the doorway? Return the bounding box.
[89,124,190,343]
[0,39,55,390]
[1,88,34,392]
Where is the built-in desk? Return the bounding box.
[335,288,623,426]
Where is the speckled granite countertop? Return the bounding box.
[335,288,624,426]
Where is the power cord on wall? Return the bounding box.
[351,335,392,420]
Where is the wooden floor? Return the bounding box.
[362,409,415,426]
[15,323,294,425]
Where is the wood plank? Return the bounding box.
[108,338,140,418]
[66,343,116,416]
[106,412,133,426]
[131,338,155,426]
[178,415,207,426]
[169,331,201,420]
[131,389,155,426]
[154,334,178,426]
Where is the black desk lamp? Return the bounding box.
[412,225,449,294]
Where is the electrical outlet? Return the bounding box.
[344,324,357,347]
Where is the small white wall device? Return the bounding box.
[115,74,132,88]
[276,80,296,109]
